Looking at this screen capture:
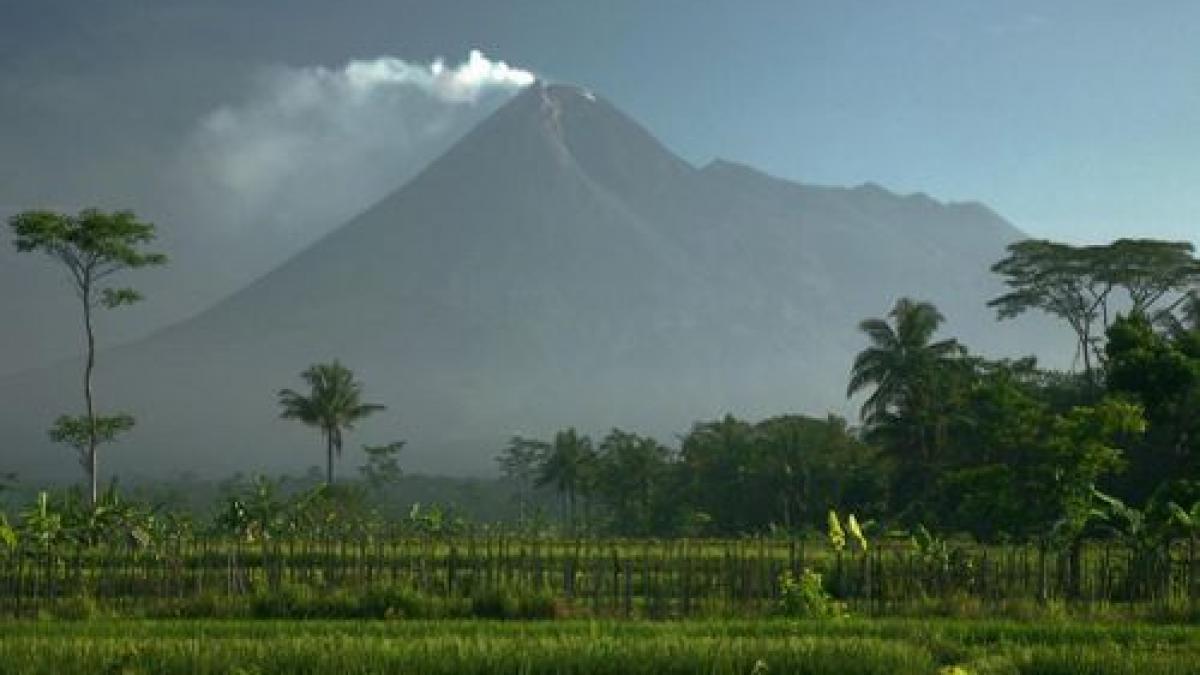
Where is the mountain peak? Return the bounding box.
[0,79,1050,480]
[537,81,599,102]
[470,80,697,202]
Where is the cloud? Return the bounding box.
[176,50,535,246]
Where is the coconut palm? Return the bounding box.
[847,298,964,508]
[278,361,385,485]
[848,299,962,425]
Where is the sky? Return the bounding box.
[1,1,1197,312]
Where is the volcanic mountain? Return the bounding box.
[0,83,1064,479]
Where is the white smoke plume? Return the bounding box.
[177,50,535,247]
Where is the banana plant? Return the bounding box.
[215,475,286,542]
[20,492,63,546]
[1167,499,1200,541]
[911,524,949,568]
[408,502,468,536]
[826,509,846,552]
[0,513,17,551]
[1168,500,1200,563]
[846,513,870,553]
[1089,488,1168,598]
[1089,488,1162,556]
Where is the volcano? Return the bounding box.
[0,83,1063,479]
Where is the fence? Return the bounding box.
[1,536,1196,617]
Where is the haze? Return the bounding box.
[0,2,1194,479]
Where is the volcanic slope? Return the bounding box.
[0,83,1064,478]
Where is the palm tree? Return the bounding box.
[278,361,385,485]
[847,298,964,507]
[534,428,595,534]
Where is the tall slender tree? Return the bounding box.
[496,436,546,528]
[8,209,166,504]
[278,361,385,485]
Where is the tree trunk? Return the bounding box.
[1080,333,1099,392]
[326,431,335,485]
[568,487,576,537]
[82,284,98,506]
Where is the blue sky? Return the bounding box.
[2,1,1197,245]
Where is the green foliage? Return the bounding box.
[934,464,1023,541]
[1043,398,1145,539]
[1088,488,1163,556]
[990,238,1200,386]
[10,485,171,548]
[927,348,1146,541]
[214,475,286,542]
[359,441,406,489]
[49,414,136,471]
[910,524,949,568]
[847,298,964,429]
[52,594,104,621]
[846,514,868,552]
[679,415,759,533]
[470,586,559,620]
[671,414,881,536]
[20,491,64,545]
[754,415,884,531]
[593,429,672,535]
[248,585,445,620]
[9,208,167,271]
[0,513,17,550]
[777,568,843,618]
[1107,314,1198,413]
[1105,312,1200,498]
[826,510,846,552]
[406,501,467,536]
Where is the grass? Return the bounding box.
[1,618,1199,674]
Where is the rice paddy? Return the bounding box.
[1,618,1198,675]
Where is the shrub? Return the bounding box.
[777,568,844,619]
[470,586,560,619]
[250,583,310,618]
[53,594,102,620]
[359,585,437,619]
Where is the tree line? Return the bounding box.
[6,209,1200,545]
[493,238,1200,541]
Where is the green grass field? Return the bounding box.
[2,618,1199,675]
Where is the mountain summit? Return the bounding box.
[0,83,1063,478]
